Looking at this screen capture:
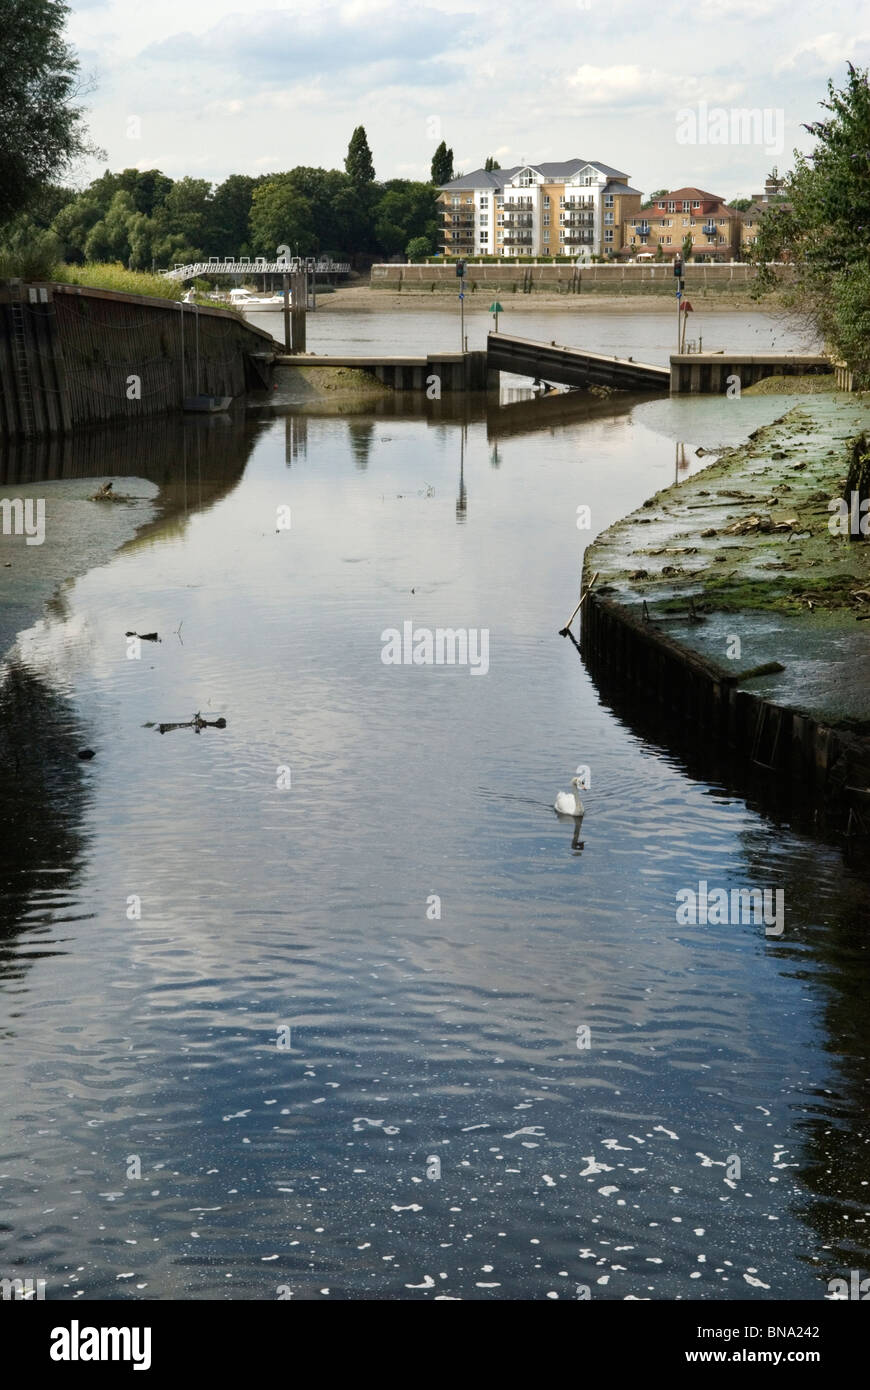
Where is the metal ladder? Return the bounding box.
[8,284,35,437]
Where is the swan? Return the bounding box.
[554,777,585,817]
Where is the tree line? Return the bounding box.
[3,126,446,270]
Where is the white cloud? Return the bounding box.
[777,31,870,73]
[567,65,743,108]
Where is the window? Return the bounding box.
[480,232,488,242]
[682,218,688,226]
[604,229,613,241]
[666,236,672,244]
[543,214,550,225]
[559,213,565,223]
[543,195,550,206]
[658,201,665,209]
[668,201,675,212]
[604,212,613,224]
[692,200,700,208]
[604,195,613,207]
[559,195,565,206]
[479,216,488,226]
[452,196,460,205]
[497,216,503,225]
[543,230,550,241]
[718,219,725,226]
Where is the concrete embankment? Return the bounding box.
[371,261,789,298]
[0,279,276,438]
[580,394,870,827]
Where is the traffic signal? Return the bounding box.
[674,255,683,277]
[456,260,466,277]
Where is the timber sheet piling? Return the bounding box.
[0,280,276,438]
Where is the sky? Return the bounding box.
[65,0,867,199]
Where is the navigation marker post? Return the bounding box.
[490,300,504,334]
[457,259,466,352]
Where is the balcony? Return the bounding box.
[502,214,533,226]
[562,233,594,245]
[563,199,595,210]
[702,223,717,235]
[502,234,533,245]
[503,200,534,210]
[563,215,594,227]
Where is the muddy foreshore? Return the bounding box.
[580,392,870,827]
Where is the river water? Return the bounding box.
[1,308,867,1303]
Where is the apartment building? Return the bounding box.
[438,159,642,258]
[622,187,742,261]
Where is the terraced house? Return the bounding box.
[437,160,642,258]
[623,188,742,261]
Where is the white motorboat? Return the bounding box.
[227,287,288,312]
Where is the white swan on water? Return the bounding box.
[554,778,585,817]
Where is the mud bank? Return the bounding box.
[580,394,870,827]
[318,284,781,314]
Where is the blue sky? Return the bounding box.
[66,0,868,198]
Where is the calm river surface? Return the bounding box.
[0,308,867,1302]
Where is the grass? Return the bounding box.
[52,262,185,300]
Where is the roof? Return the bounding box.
[654,187,723,202]
[438,157,628,192]
[586,161,628,178]
[603,181,642,195]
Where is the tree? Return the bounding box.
[406,235,432,260]
[648,188,669,202]
[249,175,316,255]
[754,64,870,378]
[209,174,260,255]
[728,197,752,211]
[373,182,438,257]
[682,232,693,261]
[345,126,375,185]
[431,141,454,185]
[0,0,102,224]
[484,156,501,171]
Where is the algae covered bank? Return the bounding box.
[581,395,870,827]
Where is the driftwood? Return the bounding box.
[144,712,227,735]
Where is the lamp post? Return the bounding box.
[456,259,466,352]
[674,254,684,353]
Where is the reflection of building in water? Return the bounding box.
[348,421,375,470]
[284,414,308,465]
[675,441,689,481]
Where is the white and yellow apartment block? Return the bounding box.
[438,159,642,259]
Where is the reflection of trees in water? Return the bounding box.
[0,412,269,548]
[583,651,870,1278]
[0,664,87,994]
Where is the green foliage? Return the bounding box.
[682,233,693,261]
[374,183,438,256]
[483,156,501,172]
[405,235,433,260]
[53,262,184,299]
[753,64,870,374]
[728,198,752,211]
[0,215,64,278]
[831,264,870,380]
[345,126,375,185]
[0,0,102,224]
[249,175,316,255]
[431,142,454,184]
